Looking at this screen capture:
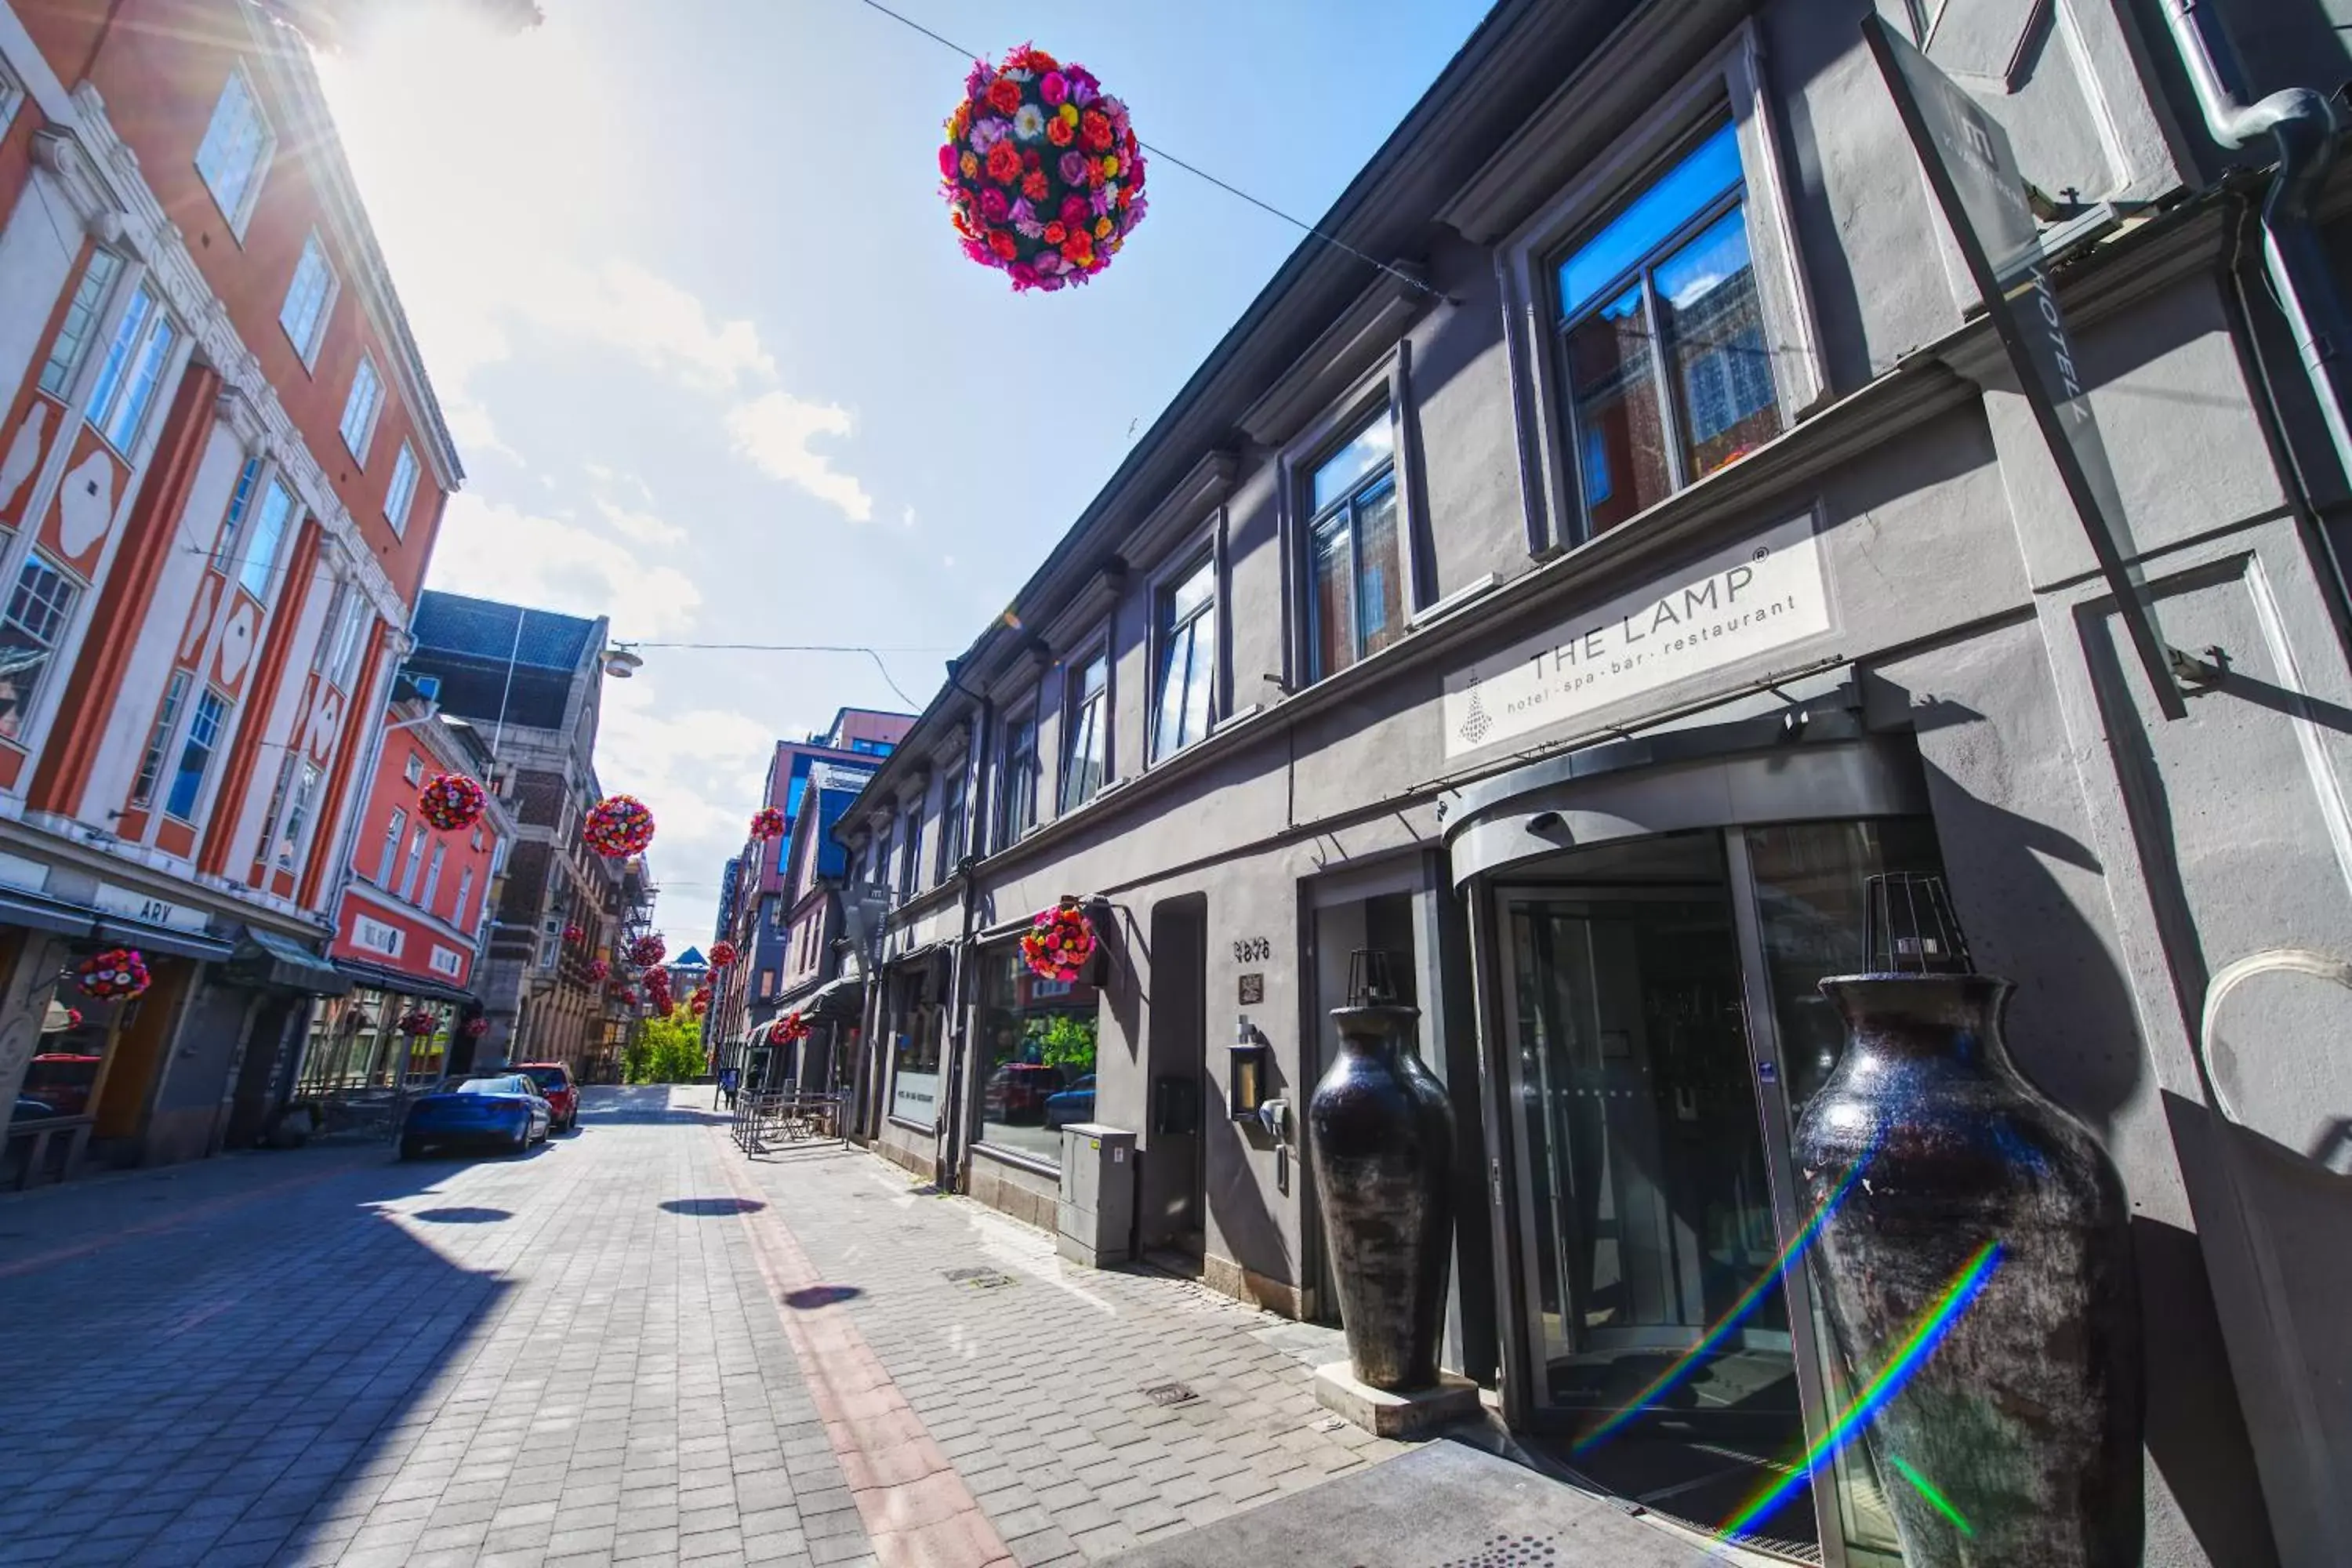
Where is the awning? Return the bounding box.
[0,888,97,938]
[94,918,236,963]
[227,928,351,996]
[802,975,866,1022]
[331,958,477,1008]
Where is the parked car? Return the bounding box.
[399,1074,550,1160]
[982,1062,1065,1125]
[19,1053,100,1118]
[516,1062,579,1132]
[1042,1074,1096,1131]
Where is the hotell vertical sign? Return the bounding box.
[1864,16,2191,719]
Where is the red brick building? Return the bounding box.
[0,0,464,1178]
[305,673,509,1095]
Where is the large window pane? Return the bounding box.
[165,690,227,820]
[977,944,1098,1167]
[0,557,78,742]
[238,481,293,600]
[100,316,176,451]
[1309,518,1354,680]
[1353,477,1403,660]
[1566,285,1671,532]
[132,671,191,807]
[1311,418,1392,512]
[39,250,123,398]
[1559,121,1743,317]
[1062,652,1109,809]
[194,67,272,224]
[1656,207,1780,479]
[82,286,152,433]
[1154,557,1214,760]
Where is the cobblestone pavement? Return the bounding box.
[0,1087,1403,1568]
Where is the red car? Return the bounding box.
[515,1062,579,1133]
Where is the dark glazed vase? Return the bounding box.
[1308,1002,1456,1391]
[1794,974,2143,1568]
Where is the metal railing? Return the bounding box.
[729,1085,847,1154]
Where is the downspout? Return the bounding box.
[940,659,993,1192]
[2159,2,2352,503]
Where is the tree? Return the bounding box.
[625,1007,708,1084]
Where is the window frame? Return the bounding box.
[1149,548,1218,764]
[192,61,276,240]
[994,705,1039,851]
[1494,24,1823,555]
[38,249,124,401]
[0,553,81,747]
[1058,640,1112,814]
[1297,402,1406,684]
[934,753,967,880]
[898,799,925,898]
[132,670,191,808]
[84,281,180,456]
[162,687,230,825]
[269,758,323,873]
[376,807,406,885]
[278,230,339,370]
[339,354,383,464]
[384,442,420,535]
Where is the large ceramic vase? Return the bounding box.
[1794,973,2143,1568]
[1308,1000,1456,1391]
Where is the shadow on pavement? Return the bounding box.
[0,1150,514,1563]
[660,1196,766,1216]
[782,1284,862,1309]
[411,1207,511,1224]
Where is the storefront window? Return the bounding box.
[14,985,125,1121]
[888,964,946,1127]
[299,989,396,1091]
[975,944,1098,1166]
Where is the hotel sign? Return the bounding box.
[1864,17,2187,720]
[1444,514,1832,759]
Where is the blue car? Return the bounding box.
[1042,1074,1095,1131]
[400,1074,550,1160]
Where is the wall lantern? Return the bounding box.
[1229,1013,1272,1120]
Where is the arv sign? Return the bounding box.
[1444,514,1832,759]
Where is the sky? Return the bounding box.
[316,0,1494,953]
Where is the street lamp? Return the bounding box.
[601,645,642,678]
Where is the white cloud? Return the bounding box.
[519,257,775,394]
[942,554,956,568]
[724,392,875,521]
[425,493,701,639]
[583,466,687,546]
[901,504,916,529]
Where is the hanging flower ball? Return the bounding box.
[463,1016,490,1040]
[75,946,151,1001]
[770,1012,811,1046]
[627,933,667,967]
[750,807,786,841]
[397,1008,437,1036]
[583,794,655,858]
[690,992,710,1018]
[585,957,609,982]
[416,772,488,832]
[564,923,586,946]
[615,985,640,1007]
[709,940,738,969]
[940,45,1148,292]
[1021,900,1097,982]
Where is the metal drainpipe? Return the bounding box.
[940,661,993,1192]
[2159,2,2352,497]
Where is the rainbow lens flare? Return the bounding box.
[1716,1239,2005,1542]
[1570,1148,1875,1457]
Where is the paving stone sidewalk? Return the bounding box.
[0,1085,1407,1568]
[717,1112,1408,1566]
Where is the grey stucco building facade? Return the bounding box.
[837,3,2352,1563]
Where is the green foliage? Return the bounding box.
[1030,1013,1098,1074]
[624,1007,709,1083]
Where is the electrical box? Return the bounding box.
[1056,1122,1136,1268]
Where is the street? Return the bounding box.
[0,1087,1399,1568]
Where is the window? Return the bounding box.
[85,284,178,453]
[420,841,446,913]
[39,250,123,398]
[164,689,227,821]
[995,710,1037,849]
[403,751,424,785]
[935,762,966,880]
[976,943,1098,1167]
[193,64,274,234]
[384,443,419,535]
[132,672,190,806]
[1154,556,1215,759]
[873,822,895,896]
[376,808,405,884]
[0,556,79,742]
[278,232,337,367]
[237,479,295,600]
[398,824,427,900]
[213,457,261,570]
[321,586,368,686]
[1556,120,1779,535]
[339,354,382,463]
[851,739,894,756]
[899,807,925,898]
[759,969,775,999]
[454,866,476,930]
[1061,652,1109,811]
[272,760,321,870]
[1305,416,1403,681]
